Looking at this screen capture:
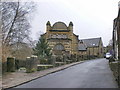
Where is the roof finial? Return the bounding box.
[69,21,73,26]
[46,21,51,26]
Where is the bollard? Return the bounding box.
[52,55,56,67]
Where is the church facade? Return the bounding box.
[42,21,79,55]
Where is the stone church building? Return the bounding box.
[42,21,104,58]
[42,21,79,55]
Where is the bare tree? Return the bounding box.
[108,39,113,46]
[1,1,35,62]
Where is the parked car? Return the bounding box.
[106,53,112,59]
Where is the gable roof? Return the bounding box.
[78,42,87,51]
[81,37,101,47]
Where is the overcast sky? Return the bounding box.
[30,0,120,46]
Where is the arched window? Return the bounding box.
[54,44,64,51]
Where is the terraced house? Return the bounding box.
[113,1,120,60]
[42,21,104,58]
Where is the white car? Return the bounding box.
[106,53,112,59]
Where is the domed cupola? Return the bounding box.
[52,22,67,30]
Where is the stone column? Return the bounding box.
[52,54,56,67]
[7,57,15,72]
[26,55,38,73]
[31,55,38,70]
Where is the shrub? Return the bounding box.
[40,58,48,64]
[26,68,36,73]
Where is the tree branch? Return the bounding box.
[4,2,20,46]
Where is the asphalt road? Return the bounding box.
[14,58,118,88]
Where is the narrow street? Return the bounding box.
[14,58,118,88]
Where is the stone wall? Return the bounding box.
[109,61,120,87]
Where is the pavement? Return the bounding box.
[13,58,118,88]
[2,61,84,89]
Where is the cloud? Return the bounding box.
[30,0,120,46]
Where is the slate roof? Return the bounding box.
[81,37,101,48]
[78,43,87,51]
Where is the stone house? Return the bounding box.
[81,37,104,58]
[103,47,108,55]
[113,2,120,60]
[113,18,118,59]
[118,4,120,60]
